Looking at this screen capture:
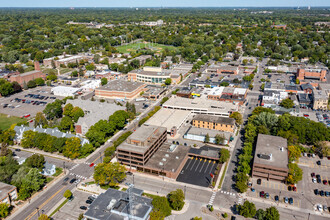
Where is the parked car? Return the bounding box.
[314,189,319,195]
[317,204,323,212]
[86,199,93,204]
[63,177,69,182]
[311,173,315,177]
[88,196,95,201]
[320,190,325,196]
[312,178,317,183]
[274,195,279,202]
[80,206,87,210]
[69,178,76,184]
[251,188,255,192]
[15,149,21,152]
[265,193,269,199]
[284,197,288,203]
[324,205,328,212]
[317,161,321,165]
[257,179,262,185]
[292,186,297,192]
[289,198,293,205]
[325,191,330,197]
[260,191,265,197]
[323,180,328,185]
[317,178,322,183]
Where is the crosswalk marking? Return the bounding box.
[208,191,217,205]
[219,190,236,197]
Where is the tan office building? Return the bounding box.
[192,114,236,133]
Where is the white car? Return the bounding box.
[312,178,316,183]
[317,204,323,212]
[91,194,98,199]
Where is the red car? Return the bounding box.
[323,180,328,185]
[303,114,309,117]
[89,163,94,167]
[260,191,265,197]
[292,186,297,192]
[311,173,315,177]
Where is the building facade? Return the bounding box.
[9,62,46,86]
[192,114,236,133]
[0,182,18,205]
[297,68,327,82]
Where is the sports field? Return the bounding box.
[0,113,26,130]
[116,42,177,53]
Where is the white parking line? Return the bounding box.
[190,159,197,171]
[185,159,193,170]
[203,162,211,173]
[199,162,206,173]
[195,160,201,172]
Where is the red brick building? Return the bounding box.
[9,62,46,86]
[297,68,327,82]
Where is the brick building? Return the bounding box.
[9,62,46,86]
[296,68,327,82]
[192,114,236,133]
[252,134,289,182]
[95,80,146,100]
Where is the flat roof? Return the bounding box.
[145,144,190,172]
[117,125,167,154]
[84,188,152,220]
[254,134,288,169]
[97,80,145,93]
[51,86,82,93]
[163,96,239,114]
[189,145,221,159]
[0,182,16,200]
[193,114,235,125]
[145,109,191,132]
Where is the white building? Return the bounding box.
[41,162,56,176]
[51,86,82,97]
[80,80,101,92]
[262,90,288,107]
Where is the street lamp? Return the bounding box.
[184,185,186,198]
[63,162,65,174]
[99,152,102,162]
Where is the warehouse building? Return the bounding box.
[95,80,146,100]
[252,134,289,182]
[51,86,82,97]
[184,126,231,145]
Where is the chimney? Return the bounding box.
[34,61,40,71]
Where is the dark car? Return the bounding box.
[317,161,321,165]
[260,191,265,197]
[70,178,76,184]
[275,195,279,201]
[316,174,321,179]
[317,178,322,183]
[257,179,262,185]
[323,180,328,185]
[86,199,93,204]
[314,189,319,195]
[15,149,21,152]
[231,216,236,220]
[325,191,330,197]
[289,198,293,205]
[63,177,69,182]
[320,190,325,196]
[311,173,315,177]
[288,186,292,191]
[80,206,87,210]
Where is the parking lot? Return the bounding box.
[246,177,302,208]
[0,87,62,118]
[52,190,93,220]
[176,157,218,187]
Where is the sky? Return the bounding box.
[1,0,329,7]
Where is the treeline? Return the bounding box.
[235,107,330,192]
[86,110,129,148]
[138,106,161,126]
[21,131,94,159]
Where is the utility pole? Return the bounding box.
[99,152,102,162]
[36,207,40,217]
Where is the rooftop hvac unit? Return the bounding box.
[159,162,163,166]
[162,158,167,162]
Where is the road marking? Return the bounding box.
[190,159,197,171]
[195,161,201,171]
[91,152,104,164]
[199,162,205,173]
[185,159,193,170]
[204,161,211,173]
[25,185,67,220]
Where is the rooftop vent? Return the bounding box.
[165,154,169,157]
[162,158,167,162]
[107,199,117,210]
[159,162,163,166]
[258,153,271,160]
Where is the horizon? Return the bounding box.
[1,0,330,8]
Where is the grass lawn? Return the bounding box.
[0,114,26,130]
[52,168,63,177]
[116,42,177,53]
[59,68,71,74]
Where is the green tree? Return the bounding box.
[93,162,126,187]
[219,148,230,163]
[63,137,81,159]
[63,103,73,117]
[79,143,95,157]
[34,112,48,128]
[167,189,185,211]
[0,155,19,183]
[230,112,243,125]
[59,116,74,132]
[86,63,95,71]
[150,209,165,220]
[24,154,45,170]
[71,107,84,123]
[280,98,294,109]
[204,133,210,143]
[164,78,172,85]
[235,172,249,193]
[252,107,275,115]
[255,209,266,220]
[63,190,72,199]
[239,201,256,218]
[0,129,15,156]
[35,78,45,86]
[264,207,280,220]
[43,99,63,120]
[215,134,225,145]
[288,145,301,162]
[192,217,202,220]
[286,163,303,184]
[0,203,10,218]
[151,196,171,217]
[21,130,37,148]
[27,80,37,88]
[19,168,45,200]
[101,77,108,86]
[0,79,14,97]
